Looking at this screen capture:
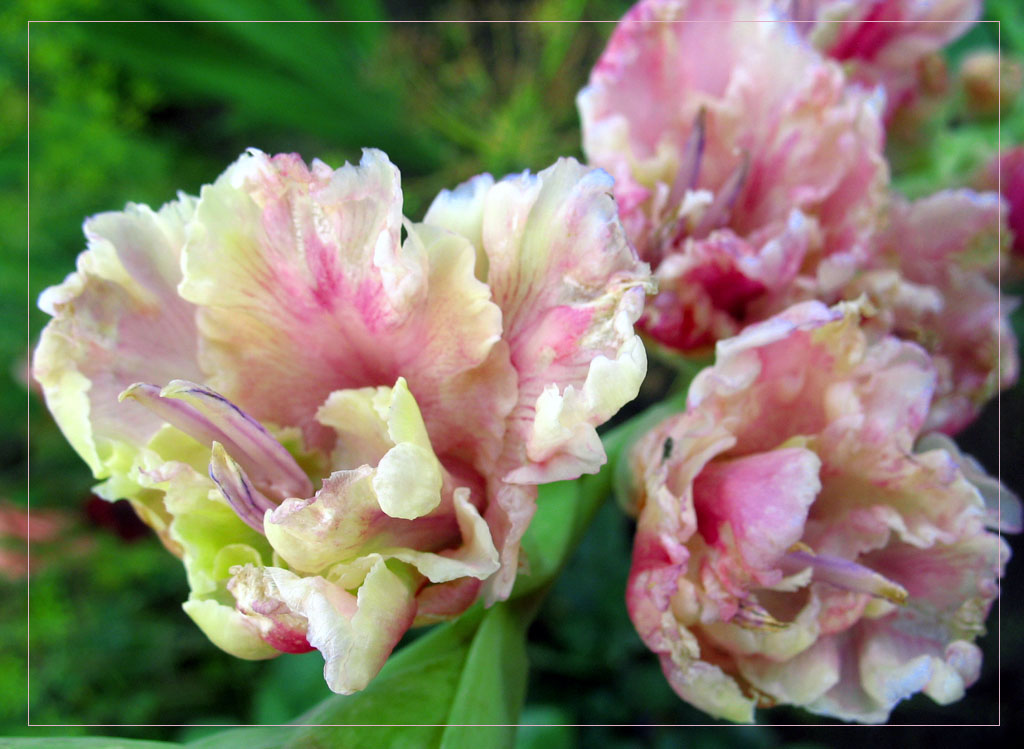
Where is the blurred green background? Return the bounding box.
[5,0,1023,745]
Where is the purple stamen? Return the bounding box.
[670,107,707,207]
[120,380,312,500]
[779,550,908,604]
[208,442,274,534]
[693,150,750,238]
[733,599,788,631]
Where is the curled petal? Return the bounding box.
[120,380,311,501]
[349,377,444,520]
[915,432,1022,533]
[182,598,279,661]
[267,379,487,577]
[427,158,653,483]
[160,380,312,498]
[778,552,908,604]
[230,558,417,694]
[383,488,500,583]
[316,379,445,521]
[265,467,386,573]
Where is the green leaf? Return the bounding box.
[510,480,580,599]
[186,591,535,749]
[0,740,176,748]
[438,598,533,749]
[186,608,483,749]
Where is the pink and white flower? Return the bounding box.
[626,300,1015,722]
[975,147,1024,261]
[33,149,652,692]
[785,0,980,122]
[844,189,1017,434]
[578,0,888,353]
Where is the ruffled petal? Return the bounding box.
[179,149,510,465]
[625,298,1012,723]
[229,558,417,694]
[427,158,653,483]
[916,432,1023,533]
[426,158,652,602]
[847,190,1018,434]
[34,198,202,483]
[801,0,980,121]
[266,378,497,584]
[384,488,500,583]
[578,0,886,287]
[642,215,814,351]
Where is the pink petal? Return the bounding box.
[180,149,512,469]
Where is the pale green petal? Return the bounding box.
[33,197,202,491]
[373,442,443,520]
[183,599,279,660]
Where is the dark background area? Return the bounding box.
[5,0,1022,745]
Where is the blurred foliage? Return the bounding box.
[4,0,1022,745]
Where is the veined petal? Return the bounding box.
[121,428,279,661]
[179,149,510,469]
[427,158,653,483]
[161,380,312,498]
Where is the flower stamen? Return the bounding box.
[779,550,908,604]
